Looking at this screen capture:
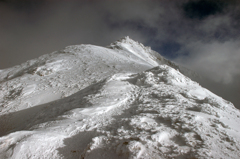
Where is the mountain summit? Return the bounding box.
[0,37,240,159]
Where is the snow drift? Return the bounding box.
[0,37,240,159]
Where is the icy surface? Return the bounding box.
[0,37,240,159]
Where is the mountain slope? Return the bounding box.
[0,38,152,114]
[0,37,196,115]
[0,37,240,159]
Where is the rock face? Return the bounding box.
[0,37,240,159]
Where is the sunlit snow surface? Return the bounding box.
[0,37,240,159]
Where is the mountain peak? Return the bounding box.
[109,36,148,50]
[108,36,200,81]
[116,36,138,43]
[0,38,240,158]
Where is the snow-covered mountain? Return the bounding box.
[0,37,240,159]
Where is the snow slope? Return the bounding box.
[0,38,152,114]
[0,37,240,159]
[0,36,196,115]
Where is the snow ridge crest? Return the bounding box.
[108,36,152,52]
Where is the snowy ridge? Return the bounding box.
[0,37,197,115]
[0,37,240,158]
[0,43,153,114]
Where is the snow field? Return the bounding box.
[1,65,240,158]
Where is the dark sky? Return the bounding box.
[0,0,240,108]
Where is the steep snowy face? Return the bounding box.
[0,65,240,159]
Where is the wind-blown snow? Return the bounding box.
[0,37,240,159]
